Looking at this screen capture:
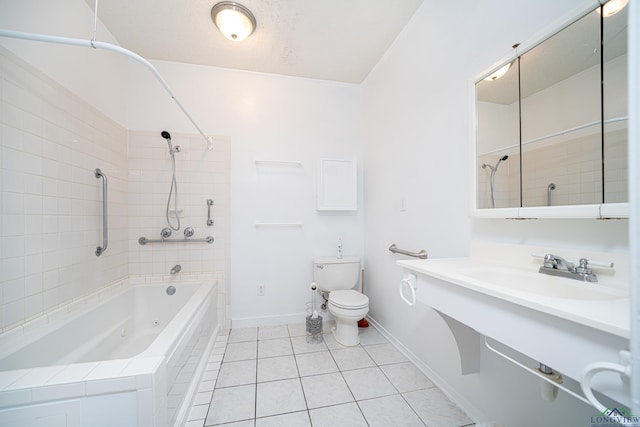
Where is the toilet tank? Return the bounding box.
[312,257,360,292]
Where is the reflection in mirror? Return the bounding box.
[603,4,628,203]
[520,9,602,207]
[476,60,520,209]
[474,1,629,213]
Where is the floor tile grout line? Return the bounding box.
[335,327,406,427]
[200,324,465,427]
[325,338,373,426]
[329,338,362,426]
[296,375,311,422]
[204,338,228,427]
[202,336,227,427]
[397,390,428,426]
[253,354,258,425]
[356,333,428,426]
[252,408,312,423]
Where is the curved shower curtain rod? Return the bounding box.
[0,28,214,150]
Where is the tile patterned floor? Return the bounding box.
[183,323,474,427]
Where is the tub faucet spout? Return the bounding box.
[171,264,181,275]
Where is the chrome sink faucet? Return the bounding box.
[170,264,181,275]
[539,254,597,282]
[543,254,574,271]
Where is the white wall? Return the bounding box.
[126,62,364,326]
[362,0,629,425]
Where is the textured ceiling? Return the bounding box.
[85,0,424,83]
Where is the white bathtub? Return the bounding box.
[0,275,218,427]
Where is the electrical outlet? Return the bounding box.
[257,283,265,296]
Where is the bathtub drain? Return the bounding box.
[166,285,176,295]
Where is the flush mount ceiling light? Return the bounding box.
[598,0,629,17]
[211,2,257,42]
[484,63,512,81]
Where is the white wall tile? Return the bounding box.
[127,131,230,286]
[24,294,42,319]
[9,365,65,389]
[0,388,32,408]
[0,47,129,332]
[31,382,84,403]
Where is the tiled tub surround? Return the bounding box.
[127,131,230,277]
[127,130,231,329]
[0,46,129,332]
[1,46,232,334]
[185,324,474,427]
[0,274,219,427]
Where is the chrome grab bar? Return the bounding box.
[389,244,428,259]
[138,236,214,245]
[95,168,108,256]
[207,199,214,226]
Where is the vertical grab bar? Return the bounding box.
[95,168,108,256]
[207,199,214,226]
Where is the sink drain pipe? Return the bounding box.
[537,363,563,402]
[484,337,590,405]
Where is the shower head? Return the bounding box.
[161,130,180,155]
[495,154,508,169]
[482,154,508,173]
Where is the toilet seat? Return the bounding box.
[329,290,369,310]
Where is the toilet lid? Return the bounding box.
[329,290,369,309]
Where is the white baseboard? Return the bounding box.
[366,314,486,423]
[230,312,326,328]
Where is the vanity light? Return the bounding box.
[483,63,512,81]
[211,2,257,41]
[599,0,629,17]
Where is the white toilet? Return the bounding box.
[313,256,369,346]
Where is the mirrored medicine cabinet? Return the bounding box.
[474,1,628,218]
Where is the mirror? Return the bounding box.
[520,10,602,207]
[476,59,520,209]
[475,2,628,213]
[603,4,628,204]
